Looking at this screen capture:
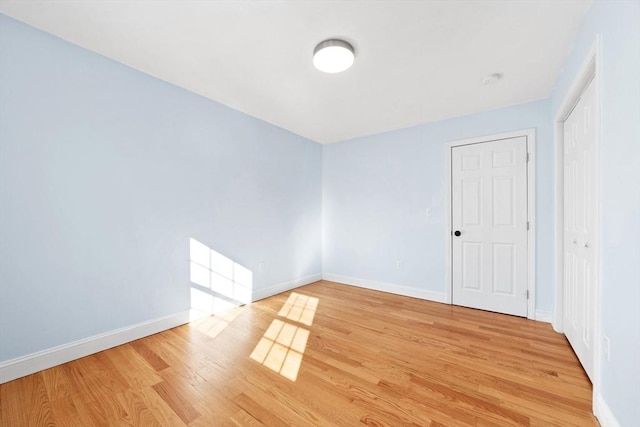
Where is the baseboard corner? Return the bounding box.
[251,273,322,302]
[534,310,553,323]
[322,273,447,304]
[595,392,621,427]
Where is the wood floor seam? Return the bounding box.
[0,280,597,426]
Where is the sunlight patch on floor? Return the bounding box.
[278,292,319,326]
[250,292,318,381]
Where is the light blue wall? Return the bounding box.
[323,99,553,311]
[550,1,640,425]
[0,15,322,362]
[3,5,638,422]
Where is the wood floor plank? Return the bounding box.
[115,388,162,427]
[0,280,598,426]
[129,340,170,372]
[151,379,201,424]
[131,386,187,427]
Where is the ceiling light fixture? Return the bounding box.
[313,39,355,73]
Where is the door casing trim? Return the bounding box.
[445,129,536,320]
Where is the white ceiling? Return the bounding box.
[0,1,591,144]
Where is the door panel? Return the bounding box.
[563,79,596,381]
[493,176,515,226]
[462,242,482,290]
[493,243,515,295]
[451,137,528,317]
[462,179,481,225]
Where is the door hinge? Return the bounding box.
[526,290,530,299]
[527,221,530,230]
[526,152,530,162]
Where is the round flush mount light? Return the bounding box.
[482,73,504,85]
[313,39,355,73]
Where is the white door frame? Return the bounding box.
[553,36,602,414]
[445,129,536,320]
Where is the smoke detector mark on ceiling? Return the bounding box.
[482,73,504,86]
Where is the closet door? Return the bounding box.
[563,78,597,381]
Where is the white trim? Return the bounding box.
[553,35,602,413]
[534,310,553,324]
[595,392,621,427]
[445,128,537,320]
[0,273,323,384]
[444,144,453,304]
[0,310,194,384]
[251,273,322,301]
[323,273,447,303]
[527,133,537,320]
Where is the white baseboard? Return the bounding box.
[534,310,553,323]
[595,392,621,427]
[0,272,565,385]
[251,273,322,301]
[0,273,322,384]
[0,310,193,384]
[322,273,447,304]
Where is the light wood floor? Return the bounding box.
[1,280,598,426]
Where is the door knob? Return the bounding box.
[454,230,461,237]
[584,242,590,248]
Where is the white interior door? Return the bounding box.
[451,137,529,317]
[563,79,597,381]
